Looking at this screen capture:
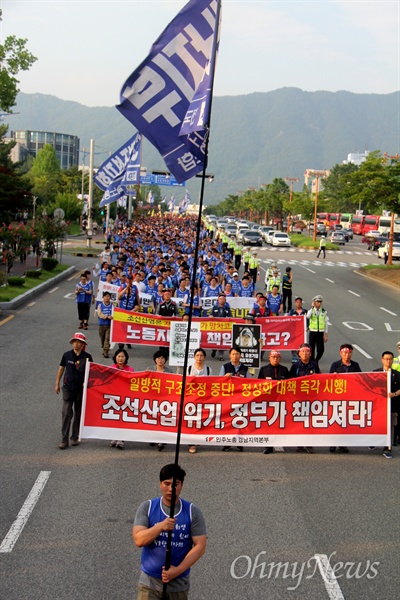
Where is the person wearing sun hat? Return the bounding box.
[55,332,93,450]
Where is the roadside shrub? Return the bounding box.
[7,276,25,287]
[26,269,42,278]
[41,257,59,271]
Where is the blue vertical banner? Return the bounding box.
[95,133,141,207]
[116,0,221,183]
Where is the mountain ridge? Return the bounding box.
[6,88,399,204]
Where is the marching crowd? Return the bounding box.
[56,214,400,458]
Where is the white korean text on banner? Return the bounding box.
[81,366,390,448]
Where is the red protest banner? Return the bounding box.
[111,308,306,351]
[81,365,389,448]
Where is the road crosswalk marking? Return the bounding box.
[262,259,373,268]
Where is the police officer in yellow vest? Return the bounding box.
[306,295,329,363]
[265,269,282,293]
[234,242,242,272]
[249,251,260,286]
[228,235,236,260]
[243,247,252,273]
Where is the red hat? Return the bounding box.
[69,332,88,344]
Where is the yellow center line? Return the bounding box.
[0,315,14,326]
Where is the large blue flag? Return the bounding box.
[116,0,220,183]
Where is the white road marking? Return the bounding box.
[48,287,59,294]
[342,322,373,331]
[384,323,400,333]
[314,554,345,600]
[352,344,373,359]
[380,307,397,316]
[301,267,316,273]
[348,290,360,297]
[64,293,74,299]
[325,278,335,284]
[0,471,51,553]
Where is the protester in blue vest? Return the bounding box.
[75,272,92,330]
[117,275,139,312]
[96,291,113,358]
[133,463,207,598]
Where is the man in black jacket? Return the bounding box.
[328,343,362,454]
[219,346,250,452]
[289,343,320,454]
[372,351,400,459]
[258,350,289,455]
[156,289,178,317]
[55,332,93,449]
[210,293,232,359]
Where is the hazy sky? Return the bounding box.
[2,0,399,108]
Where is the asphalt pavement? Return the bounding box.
[1,236,399,600]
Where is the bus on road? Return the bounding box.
[378,215,400,235]
[351,214,365,235]
[340,213,352,228]
[363,215,380,235]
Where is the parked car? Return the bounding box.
[330,231,346,245]
[271,232,291,247]
[241,230,263,246]
[378,241,400,260]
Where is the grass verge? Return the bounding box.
[290,234,339,251]
[0,265,70,302]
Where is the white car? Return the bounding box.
[378,241,400,260]
[271,232,291,247]
[265,229,278,244]
[259,225,275,241]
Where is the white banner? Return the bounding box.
[169,321,201,366]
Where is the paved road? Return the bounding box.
[1,240,399,600]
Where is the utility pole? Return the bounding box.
[87,138,95,248]
[307,170,328,241]
[285,177,300,232]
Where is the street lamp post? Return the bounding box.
[307,170,328,241]
[32,196,37,225]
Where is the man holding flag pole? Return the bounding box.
[116,0,222,597]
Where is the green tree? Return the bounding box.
[319,162,359,212]
[46,192,82,222]
[0,12,38,112]
[35,215,68,257]
[348,151,400,214]
[27,144,61,205]
[0,124,32,223]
